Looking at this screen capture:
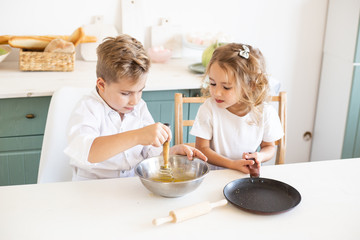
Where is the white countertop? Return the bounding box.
[0,158,359,240]
[0,58,203,99]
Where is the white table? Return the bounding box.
[0,159,359,240]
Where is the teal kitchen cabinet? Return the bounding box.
[142,89,201,146]
[342,67,360,158]
[0,96,51,186]
[342,16,360,159]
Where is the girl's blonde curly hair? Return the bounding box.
[201,43,270,124]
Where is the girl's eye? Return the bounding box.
[210,83,216,86]
[224,86,232,90]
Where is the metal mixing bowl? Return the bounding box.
[135,155,209,198]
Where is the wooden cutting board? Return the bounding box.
[80,16,118,61]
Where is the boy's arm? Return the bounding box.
[88,122,171,163]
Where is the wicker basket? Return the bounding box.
[19,49,75,71]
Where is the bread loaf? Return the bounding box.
[44,39,75,53]
[8,36,54,50]
[68,27,85,46]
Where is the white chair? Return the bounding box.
[37,87,92,183]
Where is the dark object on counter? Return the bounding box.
[223,177,301,214]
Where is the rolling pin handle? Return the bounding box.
[152,215,174,226]
[210,199,228,209]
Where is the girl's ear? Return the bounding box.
[96,77,106,92]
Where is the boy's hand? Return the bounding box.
[170,144,208,162]
[138,123,172,147]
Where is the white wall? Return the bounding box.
[1,0,329,164]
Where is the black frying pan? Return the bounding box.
[223,177,301,214]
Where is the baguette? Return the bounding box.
[0,35,10,44]
[68,27,85,46]
[8,36,55,50]
[47,35,97,43]
[3,34,97,49]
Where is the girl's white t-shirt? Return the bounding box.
[190,98,283,163]
[64,89,162,180]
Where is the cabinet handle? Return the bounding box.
[26,114,36,119]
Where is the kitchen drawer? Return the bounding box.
[0,135,44,152]
[0,96,51,138]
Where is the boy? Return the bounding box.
[64,35,206,180]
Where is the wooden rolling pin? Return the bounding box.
[152,199,228,226]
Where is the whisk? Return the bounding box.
[158,123,174,182]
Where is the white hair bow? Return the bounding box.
[239,45,250,59]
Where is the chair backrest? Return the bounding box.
[37,87,92,183]
[174,91,287,165]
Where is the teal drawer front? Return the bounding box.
[0,96,51,137]
[0,135,44,152]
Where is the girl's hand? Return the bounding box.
[231,159,255,174]
[137,123,171,147]
[243,152,262,176]
[170,144,208,162]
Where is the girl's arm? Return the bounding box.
[195,137,254,174]
[245,141,276,164]
[258,141,276,162]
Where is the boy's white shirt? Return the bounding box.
[64,89,162,180]
[190,98,283,169]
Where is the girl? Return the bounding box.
[190,43,283,174]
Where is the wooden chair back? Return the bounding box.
[174,91,287,165]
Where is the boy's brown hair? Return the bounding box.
[96,34,150,84]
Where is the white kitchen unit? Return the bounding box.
[311,0,360,161]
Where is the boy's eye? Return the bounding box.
[121,92,130,96]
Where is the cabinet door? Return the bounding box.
[0,151,40,186]
[342,66,360,158]
[0,135,43,186]
[0,96,50,186]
